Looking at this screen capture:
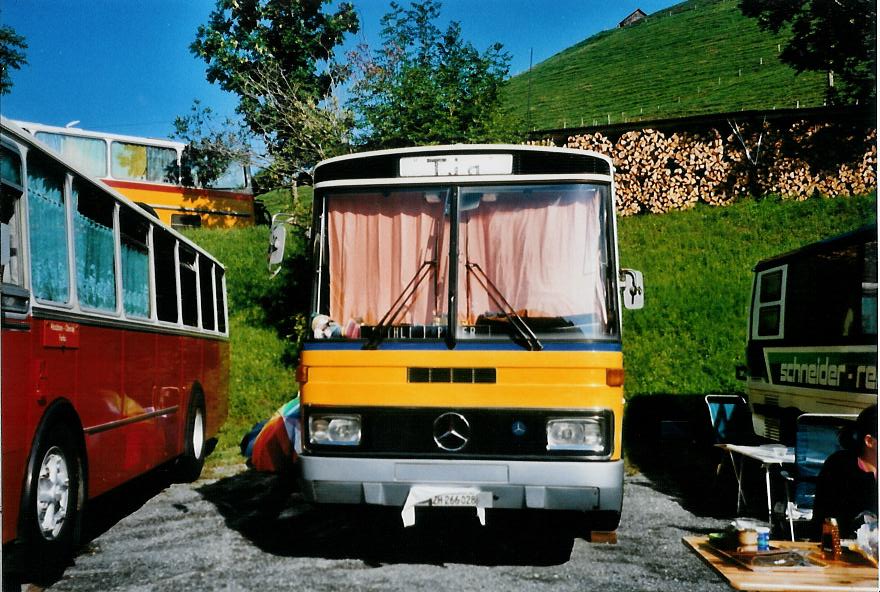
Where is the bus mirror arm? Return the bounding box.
[619,269,644,310]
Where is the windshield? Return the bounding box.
[458,184,612,342]
[315,183,616,346]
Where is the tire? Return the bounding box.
[173,390,207,483]
[19,423,84,585]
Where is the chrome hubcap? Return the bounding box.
[37,446,70,540]
[192,409,205,458]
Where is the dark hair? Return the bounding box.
[856,404,878,441]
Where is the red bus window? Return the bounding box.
[199,256,215,331]
[120,208,150,318]
[215,266,226,333]
[73,179,116,311]
[153,231,178,322]
[27,153,70,303]
[1,145,24,287]
[179,245,198,327]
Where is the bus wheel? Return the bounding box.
[174,390,206,483]
[20,423,83,585]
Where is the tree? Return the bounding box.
[190,0,359,187]
[739,0,876,105]
[0,24,27,95]
[348,0,520,148]
[171,100,252,189]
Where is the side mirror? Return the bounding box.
[268,222,287,266]
[620,269,644,310]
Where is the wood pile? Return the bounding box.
[554,119,877,216]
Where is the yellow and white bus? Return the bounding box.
[13,120,256,229]
[273,145,644,533]
[744,225,877,442]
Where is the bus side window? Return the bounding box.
[1,144,24,289]
[754,266,785,339]
[120,208,151,318]
[112,141,179,184]
[27,152,70,303]
[179,245,199,327]
[73,178,117,311]
[215,266,226,333]
[36,131,108,178]
[198,256,215,331]
[153,230,179,323]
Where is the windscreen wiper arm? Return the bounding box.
[363,260,436,350]
[465,262,543,351]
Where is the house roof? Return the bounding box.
[619,9,647,27]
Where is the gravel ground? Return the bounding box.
[26,463,733,592]
[10,397,753,591]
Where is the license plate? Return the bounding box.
[430,493,479,507]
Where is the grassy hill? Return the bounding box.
[503,0,827,131]
[184,192,875,464]
[619,194,876,396]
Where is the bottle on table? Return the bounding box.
[821,517,842,561]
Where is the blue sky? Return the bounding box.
[1,0,674,140]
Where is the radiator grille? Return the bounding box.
[408,367,497,384]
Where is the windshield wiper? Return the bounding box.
[465,262,543,351]
[363,260,436,350]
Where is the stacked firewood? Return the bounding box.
[557,120,877,216]
[760,124,877,199]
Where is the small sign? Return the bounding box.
[400,154,513,177]
[431,493,480,507]
[42,320,80,349]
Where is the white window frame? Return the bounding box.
[752,265,787,340]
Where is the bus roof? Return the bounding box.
[11,119,185,151]
[0,116,224,269]
[754,224,877,272]
[313,144,613,186]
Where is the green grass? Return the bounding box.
[504,0,826,131]
[183,191,876,465]
[619,193,877,398]
[257,185,313,217]
[182,223,304,468]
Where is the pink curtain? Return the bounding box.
[328,193,448,326]
[460,191,606,325]
[327,188,606,331]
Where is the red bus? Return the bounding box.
[13,120,258,230]
[1,117,229,583]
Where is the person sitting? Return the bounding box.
[812,404,878,540]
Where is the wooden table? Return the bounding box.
[683,535,878,591]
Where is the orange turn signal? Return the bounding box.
[296,364,309,385]
[606,368,625,387]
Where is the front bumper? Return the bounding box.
[299,455,623,512]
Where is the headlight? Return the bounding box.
[546,417,606,452]
[309,415,361,446]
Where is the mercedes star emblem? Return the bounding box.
[433,412,471,451]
